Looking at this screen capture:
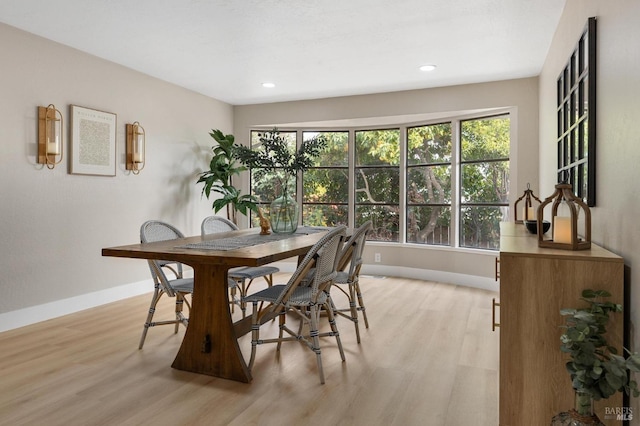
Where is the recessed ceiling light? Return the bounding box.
[262,82,275,88]
[419,65,437,72]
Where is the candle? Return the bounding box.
[521,206,536,220]
[47,141,60,155]
[553,216,572,244]
[46,120,60,155]
[527,207,536,220]
[133,133,144,164]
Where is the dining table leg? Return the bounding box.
[171,263,252,383]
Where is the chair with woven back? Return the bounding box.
[243,225,347,384]
[332,220,373,343]
[201,215,279,317]
[138,220,194,349]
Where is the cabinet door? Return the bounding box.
[499,254,623,426]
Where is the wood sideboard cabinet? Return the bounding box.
[498,222,624,426]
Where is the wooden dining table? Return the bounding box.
[102,227,330,383]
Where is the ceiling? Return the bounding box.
[0,0,565,106]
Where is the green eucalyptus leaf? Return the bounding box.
[605,372,623,391]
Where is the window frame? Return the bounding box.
[247,109,512,252]
[457,114,511,250]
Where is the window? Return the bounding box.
[354,129,400,242]
[459,115,510,249]
[302,131,349,227]
[248,112,510,251]
[248,130,297,225]
[406,123,452,245]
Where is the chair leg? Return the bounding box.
[309,304,325,384]
[174,295,185,334]
[238,278,250,318]
[139,285,162,349]
[326,298,346,362]
[354,280,369,329]
[347,282,361,343]
[230,285,237,313]
[276,309,286,352]
[249,301,260,370]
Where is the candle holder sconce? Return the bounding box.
[126,121,145,174]
[513,183,541,223]
[37,104,64,169]
[537,183,591,250]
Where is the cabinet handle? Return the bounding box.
[495,257,500,281]
[492,298,500,331]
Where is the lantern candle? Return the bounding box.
[553,216,572,244]
[527,207,535,220]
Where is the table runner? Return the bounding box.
[178,226,328,251]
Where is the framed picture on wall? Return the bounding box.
[70,105,117,176]
[556,17,597,206]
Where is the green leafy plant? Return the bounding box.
[196,129,257,223]
[560,289,640,402]
[233,128,327,200]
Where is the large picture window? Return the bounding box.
[247,112,510,251]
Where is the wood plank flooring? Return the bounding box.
[0,275,499,426]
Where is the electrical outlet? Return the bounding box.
[374,253,381,263]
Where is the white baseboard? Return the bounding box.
[0,265,498,333]
[271,261,499,292]
[0,279,152,333]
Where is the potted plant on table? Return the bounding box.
[233,128,327,233]
[552,289,640,425]
[197,129,258,225]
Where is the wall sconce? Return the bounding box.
[537,182,591,250]
[513,183,541,223]
[37,104,63,169]
[126,121,145,174]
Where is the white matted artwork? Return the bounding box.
[70,105,117,176]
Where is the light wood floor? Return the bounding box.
[0,275,499,426]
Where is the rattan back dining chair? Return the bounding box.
[201,215,279,317]
[243,225,347,384]
[138,220,194,349]
[332,220,373,343]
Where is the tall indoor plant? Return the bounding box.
[233,128,327,233]
[197,129,257,224]
[553,289,640,424]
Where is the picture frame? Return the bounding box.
[556,17,597,206]
[70,105,117,176]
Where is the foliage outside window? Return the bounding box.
[459,115,510,250]
[247,112,510,251]
[355,129,400,242]
[302,131,349,227]
[406,123,452,245]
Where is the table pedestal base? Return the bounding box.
[171,264,252,383]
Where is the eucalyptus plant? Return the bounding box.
[560,289,640,403]
[196,129,257,223]
[233,128,328,200]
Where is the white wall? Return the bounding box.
[234,78,540,284]
[539,0,640,420]
[0,23,232,329]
